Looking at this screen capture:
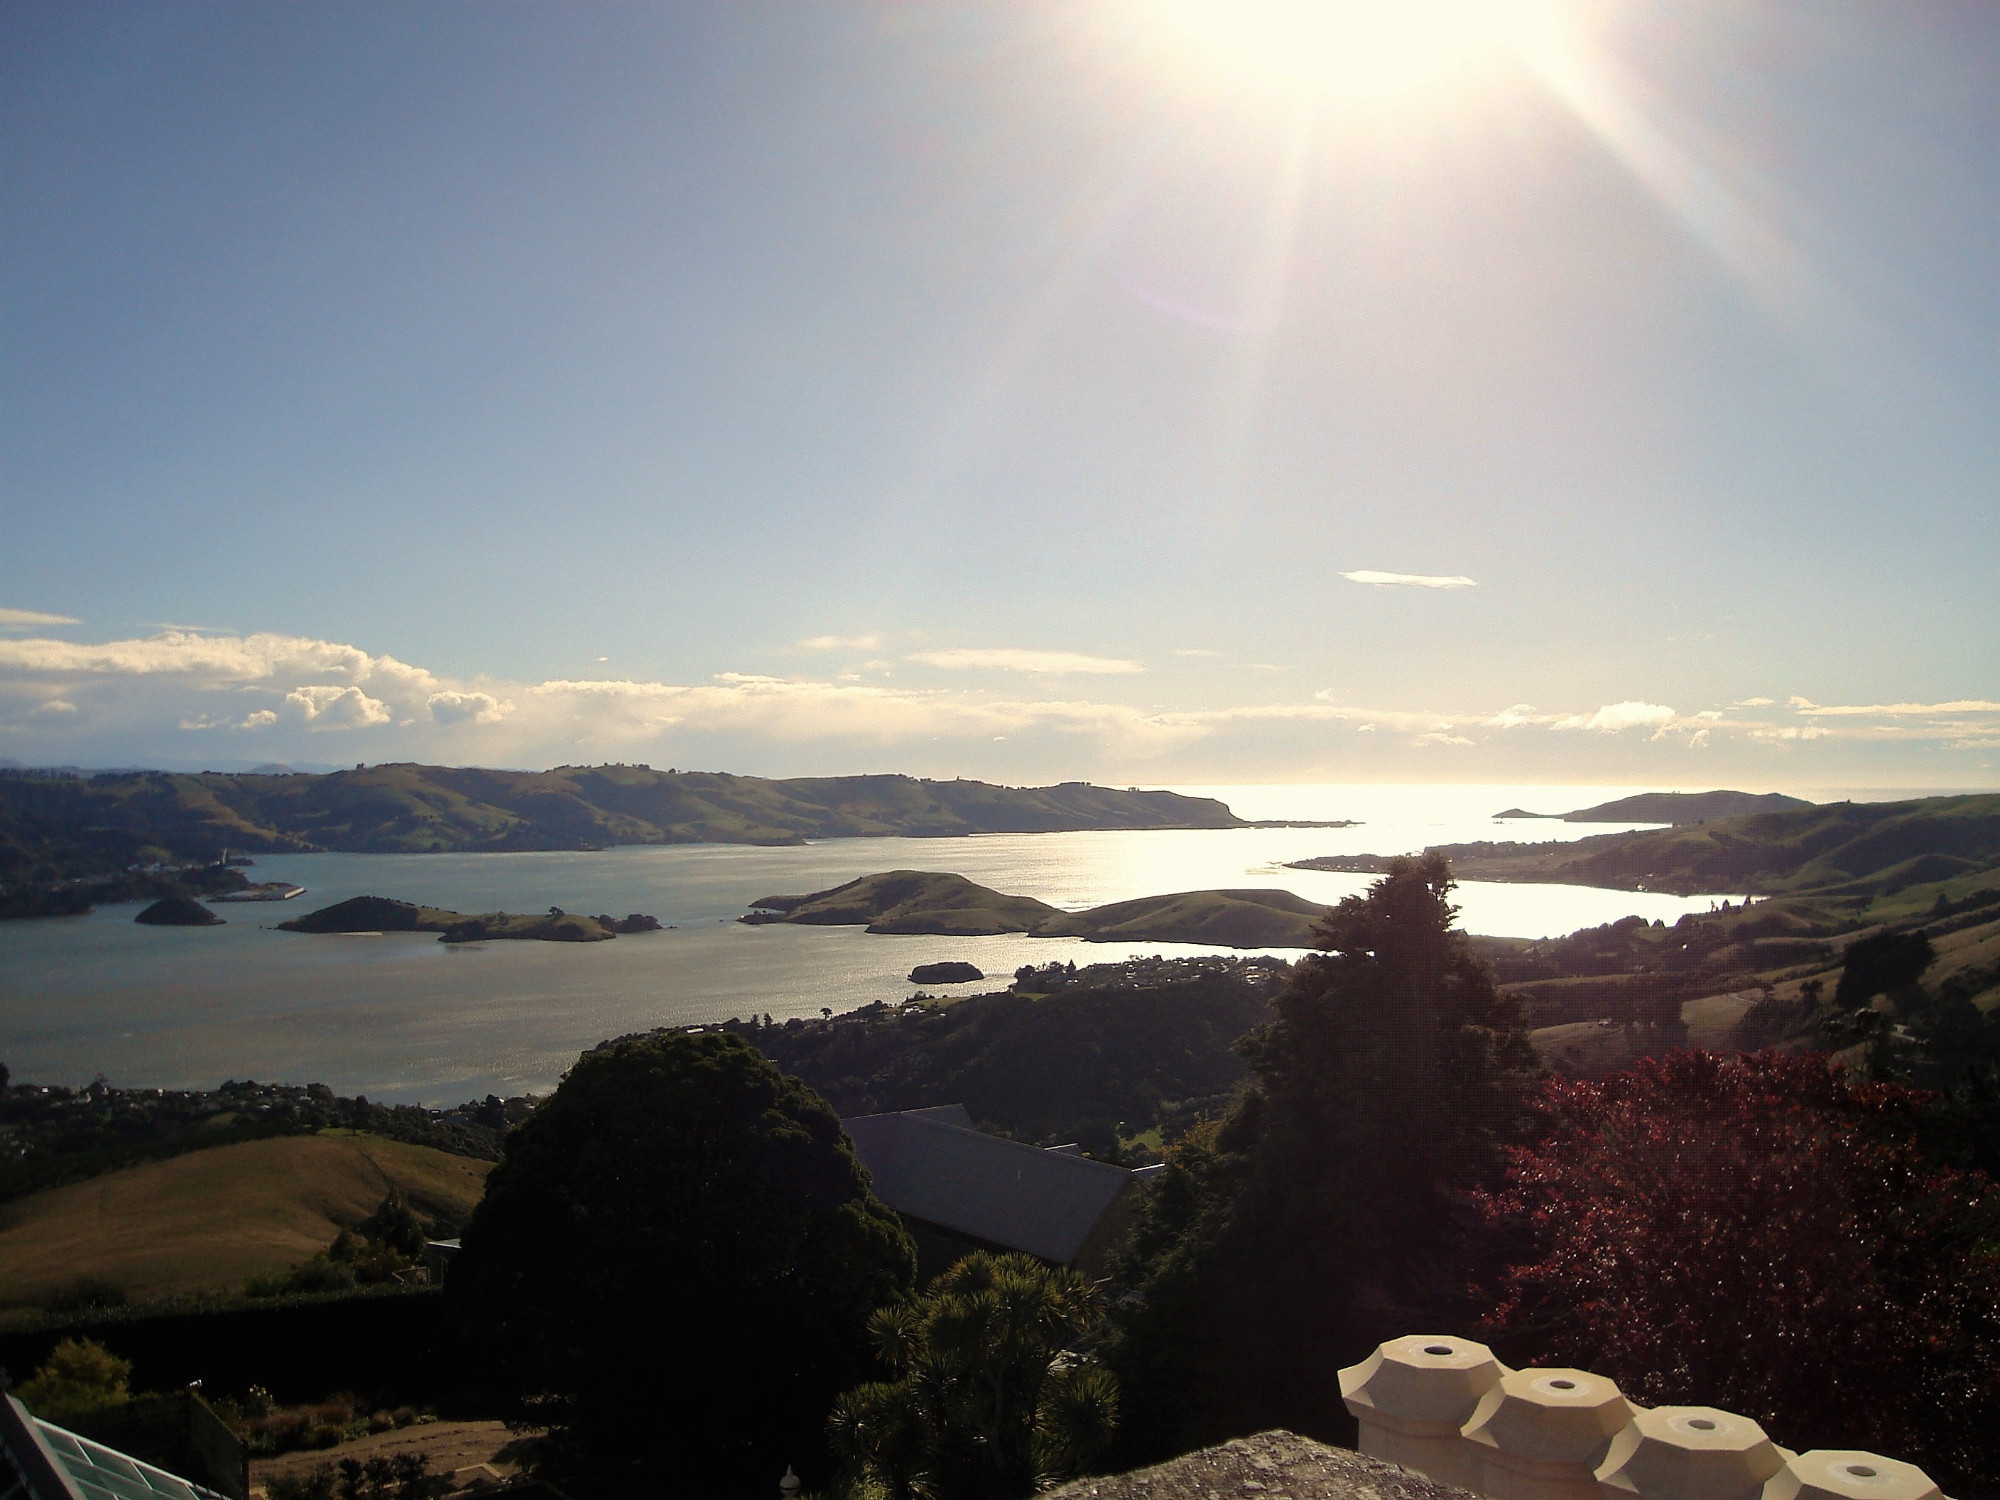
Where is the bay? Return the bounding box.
[0,783,1739,1102]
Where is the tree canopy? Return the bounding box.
[1107,854,1542,1458]
[828,1251,1118,1500]
[445,1030,915,1496]
[1476,1050,2000,1496]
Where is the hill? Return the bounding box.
[745,870,1060,934]
[0,765,1242,886]
[1561,789,1814,823]
[1294,794,2000,903]
[743,870,1329,947]
[0,1133,490,1314]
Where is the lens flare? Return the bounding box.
[1152,0,1551,101]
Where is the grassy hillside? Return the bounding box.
[1039,888,1325,947]
[0,765,1242,882]
[744,870,1329,947]
[747,870,1061,934]
[1560,790,1814,823]
[0,1133,490,1314]
[1294,794,2000,903]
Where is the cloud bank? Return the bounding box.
[0,624,1993,784]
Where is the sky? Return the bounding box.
[1,0,1996,791]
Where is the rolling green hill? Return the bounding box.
[0,1133,490,1314]
[0,764,1242,884]
[1293,794,2000,903]
[744,870,1329,947]
[1559,789,1814,823]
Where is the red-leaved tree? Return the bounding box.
[1477,1050,2000,1496]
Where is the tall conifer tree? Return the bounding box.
[1108,854,1541,1457]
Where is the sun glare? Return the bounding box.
[1153,0,1552,103]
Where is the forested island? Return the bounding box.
[278,895,663,943]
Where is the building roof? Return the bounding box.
[842,1107,1137,1265]
[0,1398,226,1500]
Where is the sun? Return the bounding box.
[1151,0,1553,103]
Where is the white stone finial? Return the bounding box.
[779,1465,802,1498]
[1340,1335,1508,1492]
[1762,1451,1942,1500]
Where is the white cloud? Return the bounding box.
[285,685,392,729]
[1790,697,2000,717]
[1554,701,1677,734]
[0,608,81,630]
[1487,703,1548,728]
[428,690,511,725]
[1414,732,1476,747]
[907,648,1143,675]
[1341,570,1478,589]
[30,698,77,715]
[1735,696,1775,707]
[242,710,278,729]
[1171,648,1222,658]
[799,633,881,651]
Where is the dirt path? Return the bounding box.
[250,1420,534,1495]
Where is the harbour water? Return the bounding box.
[0,783,1739,1102]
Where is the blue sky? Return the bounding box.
[2,1,1995,788]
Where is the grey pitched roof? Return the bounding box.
[0,1398,225,1500]
[842,1107,1135,1265]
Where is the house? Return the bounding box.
[0,1393,232,1500]
[840,1105,1160,1278]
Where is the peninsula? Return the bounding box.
[1493,788,1814,823]
[0,764,1244,887]
[742,870,1328,948]
[1289,793,2000,907]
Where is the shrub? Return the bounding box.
[1478,1050,2000,1495]
[13,1338,133,1425]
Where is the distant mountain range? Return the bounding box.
[0,762,1242,884]
[1493,789,1813,824]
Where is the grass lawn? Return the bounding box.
[0,1132,489,1315]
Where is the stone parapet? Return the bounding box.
[1337,1340,1947,1500]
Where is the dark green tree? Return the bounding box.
[1835,929,1936,1007]
[1106,854,1542,1459]
[446,1031,915,1496]
[828,1252,1118,1500]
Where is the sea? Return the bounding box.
[0,783,1743,1103]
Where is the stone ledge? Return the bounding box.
[1048,1431,1482,1500]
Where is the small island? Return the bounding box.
[134,894,225,927]
[743,870,1329,948]
[908,961,985,985]
[279,896,663,944]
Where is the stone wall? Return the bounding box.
[1339,1336,1946,1500]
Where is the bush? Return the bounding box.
[1478,1050,2000,1496]
[13,1337,133,1425]
[828,1252,1118,1500]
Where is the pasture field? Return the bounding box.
[0,1132,489,1316]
